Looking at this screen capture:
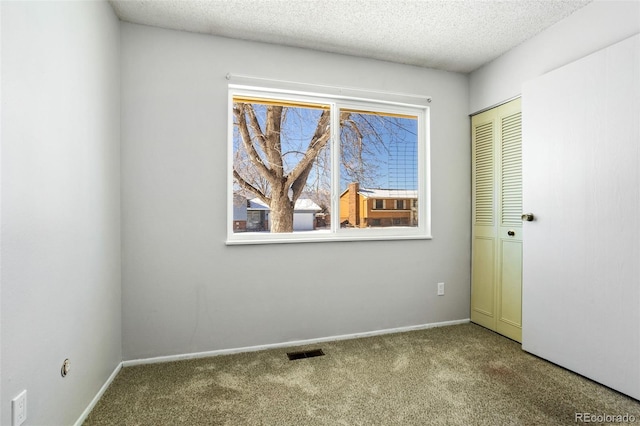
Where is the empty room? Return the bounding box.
[1,0,639,424]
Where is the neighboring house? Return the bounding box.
[232,193,249,231]
[339,182,417,228]
[234,196,322,232]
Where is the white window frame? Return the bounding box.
[227,84,431,245]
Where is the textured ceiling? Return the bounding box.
[109,0,592,73]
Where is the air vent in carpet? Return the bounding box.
[286,349,325,360]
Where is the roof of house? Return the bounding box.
[248,198,322,212]
[339,187,418,199]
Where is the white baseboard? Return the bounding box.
[74,362,123,426]
[122,318,470,367]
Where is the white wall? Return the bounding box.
[0,2,3,422]
[1,2,121,425]
[469,0,640,113]
[120,23,470,360]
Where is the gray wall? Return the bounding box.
[469,0,640,113]
[1,2,121,425]
[121,23,470,360]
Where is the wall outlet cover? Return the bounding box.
[12,390,27,426]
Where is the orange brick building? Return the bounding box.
[339,182,417,228]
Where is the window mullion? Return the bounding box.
[330,102,341,234]
[419,108,429,235]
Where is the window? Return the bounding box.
[228,85,430,244]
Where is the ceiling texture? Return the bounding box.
[109,0,593,73]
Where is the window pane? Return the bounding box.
[232,98,331,233]
[338,109,418,229]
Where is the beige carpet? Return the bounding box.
[84,324,639,425]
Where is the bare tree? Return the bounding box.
[233,103,332,232]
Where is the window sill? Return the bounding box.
[226,231,433,245]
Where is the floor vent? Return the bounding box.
[286,349,325,360]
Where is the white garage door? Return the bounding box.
[293,213,314,231]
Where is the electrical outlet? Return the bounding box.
[12,390,27,426]
[437,282,445,296]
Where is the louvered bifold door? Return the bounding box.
[471,97,522,342]
[496,99,523,342]
[471,110,497,331]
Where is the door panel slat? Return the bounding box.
[474,121,494,226]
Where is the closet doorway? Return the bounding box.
[471,98,522,342]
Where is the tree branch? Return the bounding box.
[287,110,332,189]
[234,103,275,185]
[244,104,268,155]
[233,170,271,206]
[264,105,285,178]
[291,160,315,202]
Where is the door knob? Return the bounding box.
[521,213,534,222]
[507,230,515,236]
